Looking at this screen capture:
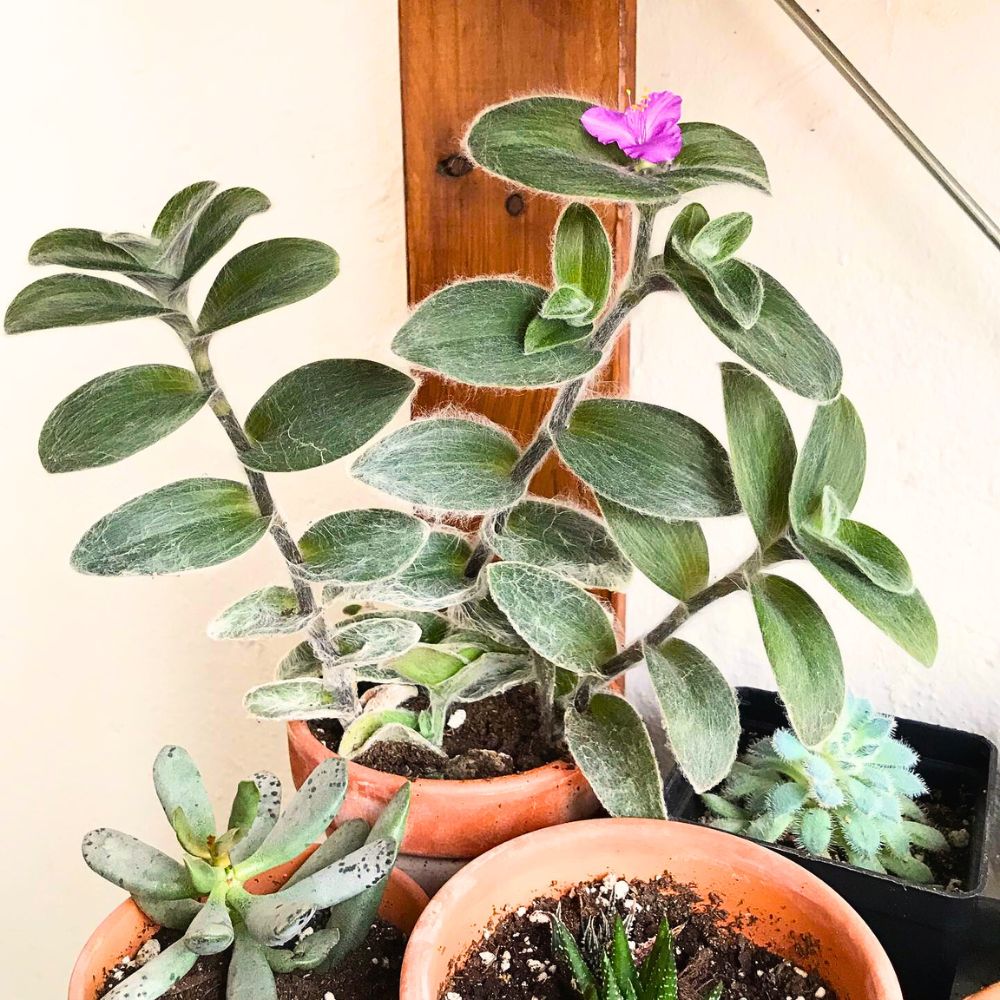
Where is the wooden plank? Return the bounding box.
[397,0,635,506]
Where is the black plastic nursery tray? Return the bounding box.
[662,687,998,1000]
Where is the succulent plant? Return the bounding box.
[552,912,722,1000]
[83,745,409,999]
[703,696,949,882]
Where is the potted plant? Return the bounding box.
[398,818,903,999]
[69,745,427,999]
[663,689,997,1000]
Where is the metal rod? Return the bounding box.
[773,0,1000,253]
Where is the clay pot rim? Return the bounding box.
[966,987,1000,999]
[400,817,901,1000]
[288,719,583,796]
[69,864,427,1000]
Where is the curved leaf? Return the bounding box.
[487,562,616,673]
[228,924,278,999]
[242,359,413,472]
[28,228,160,274]
[599,497,709,600]
[244,679,339,721]
[197,238,339,335]
[81,828,194,900]
[299,508,427,583]
[71,478,269,576]
[552,203,613,318]
[153,745,215,842]
[466,96,768,201]
[690,211,753,264]
[179,187,271,281]
[392,279,602,388]
[39,364,209,472]
[5,274,169,334]
[554,398,739,519]
[565,693,666,819]
[721,363,797,547]
[352,417,522,513]
[644,639,739,793]
[103,940,198,1000]
[153,181,218,242]
[484,499,631,589]
[750,573,845,746]
[208,586,311,640]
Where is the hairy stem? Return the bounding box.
[175,318,359,719]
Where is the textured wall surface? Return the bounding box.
[2,2,998,996]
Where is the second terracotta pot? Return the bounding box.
[400,818,903,1000]
[287,719,602,859]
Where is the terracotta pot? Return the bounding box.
[69,855,428,1000]
[399,818,903,1000]
[287,722,602,859]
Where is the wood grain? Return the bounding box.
[397,0,635,504]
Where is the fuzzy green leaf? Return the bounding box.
[82,828,195,900]
[798,540,937,666]
[208,586,310,640]
[488,562,617,673]
[552,203,613,317]
[340,709,420,757]
[38,365,210,473]
[103,939,198,1000]
[790,397,866,529]
[152,181,218,241]
[751,574,845,746]
[392,278,602,387]
[523,314,592,354]
[178,187,270,280]
[153,745,215,842]
[240,359,413,472]
[244,679,339,722]
[644,639,739,794]
[236,758,348,879]
[555,399,739,519]
[566,693,666,819]
[484,499,631,589]
[799,806,833,855]
[299,508,427,583]
[599,498,709,600]
[539,284,594,324]
[668,260,842,401]
[466,97,769,201]
[690,211,753,263]
[28,228,160,274]
[196,238,338,335]
[389,646,465,686]
[71,477,269,576]
[331,617,424,664]
[5,273,170,334]
[721,363,797,547]
[353,417,522,513]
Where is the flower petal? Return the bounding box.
[581,106,636,147]
[623,124,684,164]
[641,90,683,133]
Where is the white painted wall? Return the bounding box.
[1,2,998,997]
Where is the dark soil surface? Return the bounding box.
[442,873,838,1000]
[309,684,567,780]
[99,917,405,1000]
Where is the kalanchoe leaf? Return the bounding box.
[208,586,311,640]
[229,772,282,864]
[241,360,414,473]
[275,839,395,908]
[196,238,339,335]
[235,758,348,879]
[178,187,271,281]
[71,478,270,576]
[392,279,602,388]
[644,638,739,794]
[721,363,797,548]
[228,923,278,1000]
[284,819,370,889]
[153,745,216,843]
[750,574,845,747]
[38,364,211,474]
[5,273,172,334]
[236,889,316,947]
[484,499,632,590]
[265,928,342,973]
[82,828,195,900]
[134,896,203,931]
[599,498,709,600]
[554,399,740,519]
[298,508,428,583]
[352,416,523,513]
[488,562,617,674]
[566,693,667,819]
[227,780,262,839]
[171,807,212,860]
[185,855,224,894]
[184,883,235,955]
[102,938,198,1000]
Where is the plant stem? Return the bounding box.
[175,317,359,719]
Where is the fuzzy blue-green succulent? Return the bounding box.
[83,746,409,1000]
[552,912,722,1000]
[703,696,948,882]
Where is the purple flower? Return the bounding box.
[580,90,683,165]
